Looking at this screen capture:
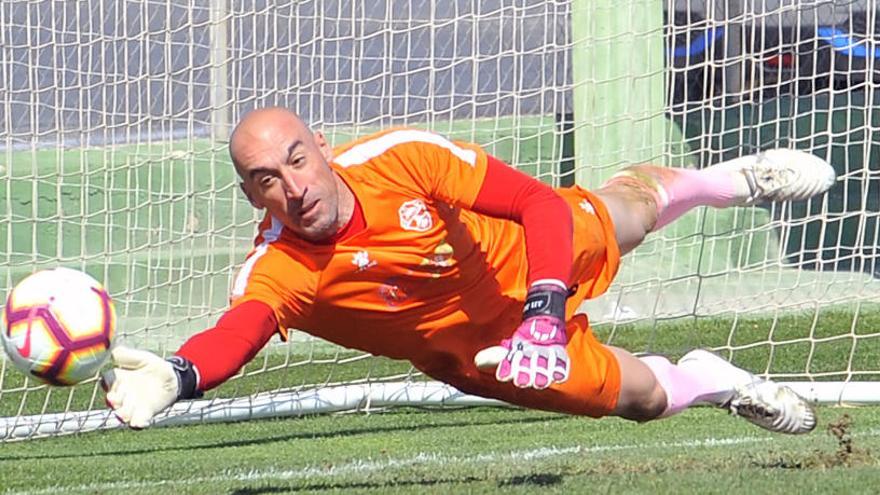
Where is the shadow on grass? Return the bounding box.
[230,476,483,494]
[0,412,567,462]
[499,472,564,486]
[227,471,564,493]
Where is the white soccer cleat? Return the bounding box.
[715,149,836,206]
[727,380,817,435]
[676,349,817,434]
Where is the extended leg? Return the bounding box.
[607,346,746,422]
[594,150,836,256]
[608,346,817,434]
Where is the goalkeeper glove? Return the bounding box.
[474,282,571,389]
[101,346,202,429]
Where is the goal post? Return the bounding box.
[210,0,231,142]
[571,0,666,184]
[2,0,880,442]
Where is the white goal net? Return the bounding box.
[1,0,879,440]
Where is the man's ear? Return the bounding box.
[314,130,334,162]
[239,182,261,209]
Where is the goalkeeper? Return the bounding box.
[104,107,835,434]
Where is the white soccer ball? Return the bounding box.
[2,268,116,385]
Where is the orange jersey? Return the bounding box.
[231,128,622,415]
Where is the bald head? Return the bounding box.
[229,107,351,242]
[229,107,313,174]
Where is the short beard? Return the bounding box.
[295,214,338,243]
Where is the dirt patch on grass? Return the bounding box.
[751,413,877,469]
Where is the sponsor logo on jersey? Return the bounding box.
[379,277,412,306]
[398,199,433,232]
[352,250,377,272]
[420,240,454,278]
[579,199,595,214]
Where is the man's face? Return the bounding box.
[231,113,340,242]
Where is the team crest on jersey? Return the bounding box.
[398,199,433,232]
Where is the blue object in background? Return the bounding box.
[817,26,880,59]
[671,26,725,58]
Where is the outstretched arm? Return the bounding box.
[103,300,279,428]
[176,300,278,390]
[469,156,574,390]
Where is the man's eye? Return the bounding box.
[291,156,305,167]
[260,176,276,186]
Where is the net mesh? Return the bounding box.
[1,0,879,440]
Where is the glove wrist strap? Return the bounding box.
[522,284,569,321]
[166,356,204,400]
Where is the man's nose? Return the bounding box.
[281,170,304,200]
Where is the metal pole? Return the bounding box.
[210,0,230,141]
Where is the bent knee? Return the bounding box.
[613,381,667,422]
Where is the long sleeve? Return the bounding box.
[175,300,279,391]
[471,154,573,286]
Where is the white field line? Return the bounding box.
[5,434,779,495]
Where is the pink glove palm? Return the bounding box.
[474,283,571,390]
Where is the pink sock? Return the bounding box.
[639,355,736,418]
[655,168,742,229]
[606,166,748,230]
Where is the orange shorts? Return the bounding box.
[419,187,623,417]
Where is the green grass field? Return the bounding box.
[3,405,880,494]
